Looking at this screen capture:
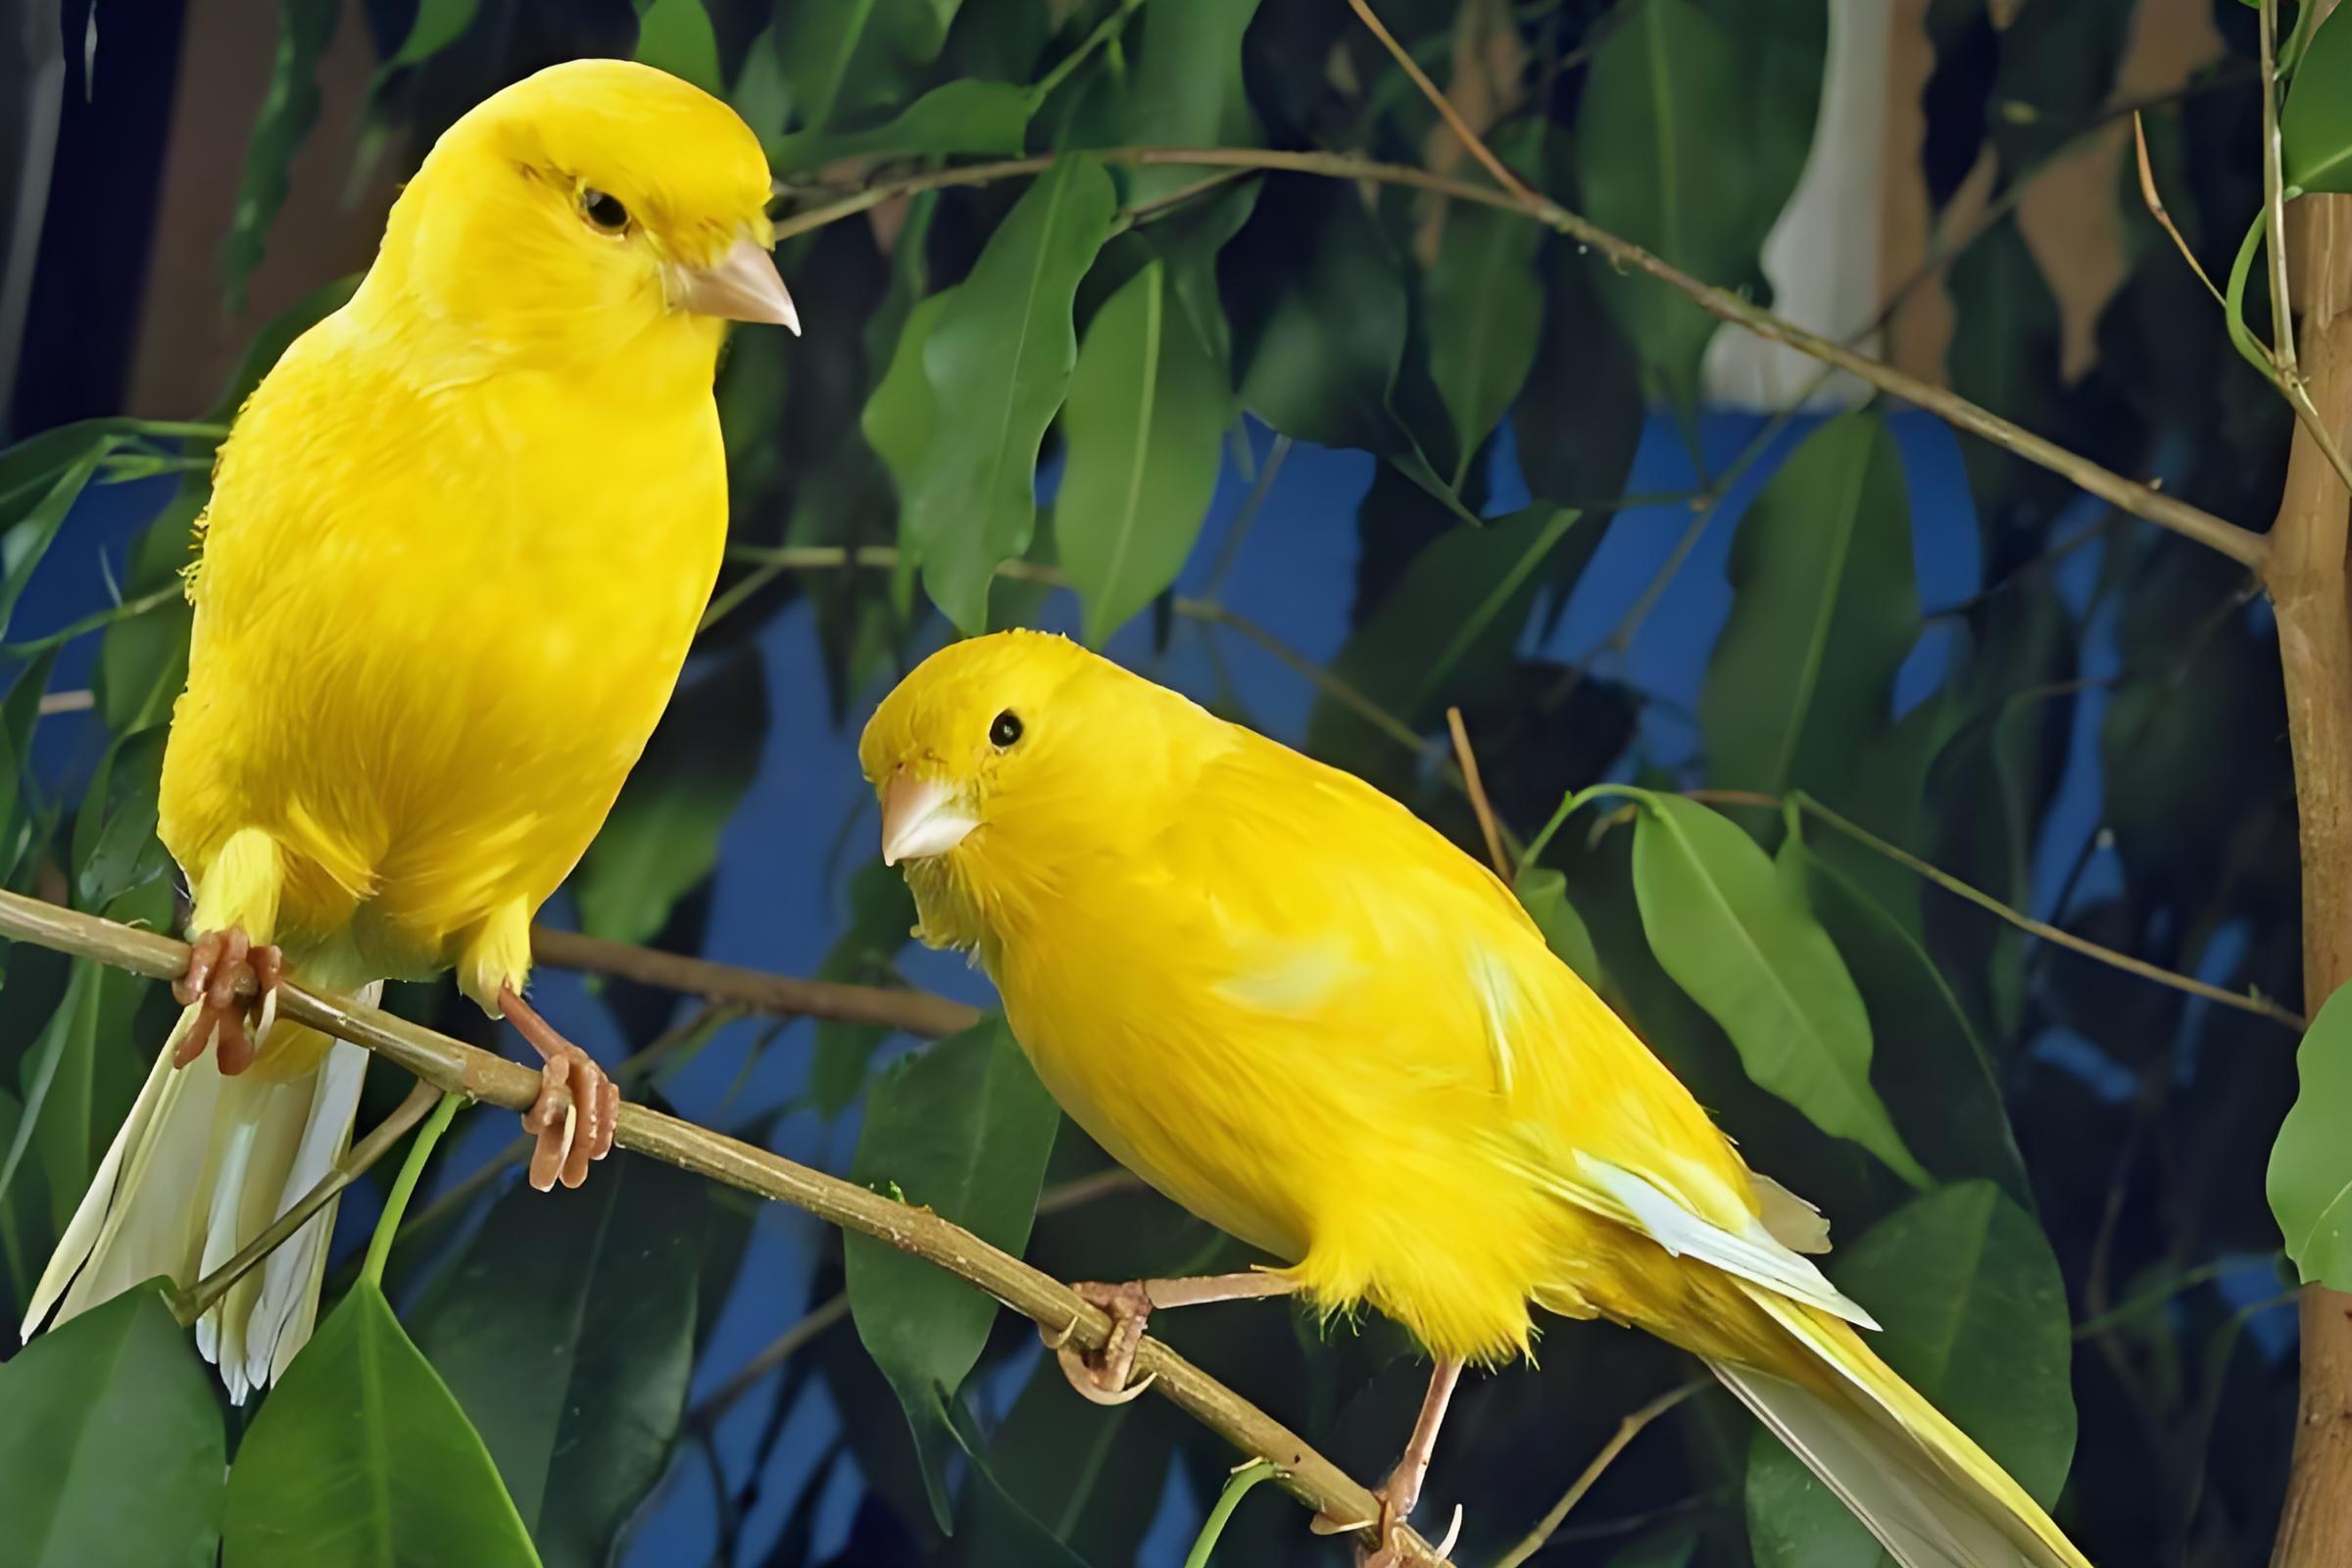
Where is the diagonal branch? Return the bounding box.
[770,146,2270,569]
[528,924,980,1039]
[0,887,1453,1568]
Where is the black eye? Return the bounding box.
[989,710,1024,749]
[582,187,629,232]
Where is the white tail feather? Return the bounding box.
[24,985,377,1399]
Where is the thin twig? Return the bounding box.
[1492,1380,1707,1568]
[0,887,1451,1568]
[35,689,93,716]
[1683,791,2307,1030]
[530,924,981,1040]
[2261,0,2299,380]
[172,1078,442,1324]
[1344,0,1533,201]
[2132,113,2225,308]
[693,1294,852,1423]
[767,146,2266,568]
[1446,708,1510,879]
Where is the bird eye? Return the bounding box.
[989,710,1024,749]
[581,187,629,233]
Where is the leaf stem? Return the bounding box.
[2261,0,2299,381]
[1183,1460,1281,1568]
[1031,0,1148,107]
[360,1091,462,1289]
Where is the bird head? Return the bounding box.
[365,58,794,369]
[858,631,1189,950]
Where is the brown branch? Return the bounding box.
[769,146,2269,568]
[2264,0,2352,1543]
[1445,708,1510,879]
[529,924,981,1040]
[1492,1380,1707,1568]
[0,887,1451,1568]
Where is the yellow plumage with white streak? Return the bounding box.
[22,58,796,1398]
[859,630,2091,1568]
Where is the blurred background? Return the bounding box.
[0,2,2323,1566]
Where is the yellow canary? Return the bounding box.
[22,59,795,1398]
[859,630,2091,1568]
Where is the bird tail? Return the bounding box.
[1709,1280,2091,1568]
[19,986,375,1401]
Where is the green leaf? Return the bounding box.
[1233,182,1466,518]
[0,649,58,885]
[0,438,111,645]
[1699,415,1918,798]
[776,0,968,132]
[1515,866,1606,993]
[846,1016,1060,1529]
[72,724,170,914]
[377,0,478,74]
[1056,261,1230,647]
[1306,504,1588,760]
[2286,8,2352,192]
[0,1284,225,1567]
[770,79,1032,171]
[633,0,723,96]
[222,0,341,311]
[897,157,1117,632]
[1746,1183,2076,1567]
[414,1156,703,1568]
[2271,981,2352,1286]
[1516,240,1645,510]
[572,649,764,947]
[1109,0,1263,206]
[1574,0,1822,404]
[865,287,957,502]
[1779,835,2030,1206]
[810,861,920,1116]
[223,1280,542,1567]
[1627,793,1928,1187]
[1,962,101,1229]
[986,1351,1182,1564]
[1425,151,1544,484]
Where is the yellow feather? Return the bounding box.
[29,60,781,1392]
[860,630,2092,1568]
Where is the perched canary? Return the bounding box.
[22,59,796,1399]
[859,631,2092,1568]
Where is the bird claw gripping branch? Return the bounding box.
[172,926,284,1077]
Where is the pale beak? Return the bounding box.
[672,238,801,333]
[881,772,979,866]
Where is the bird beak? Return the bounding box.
[672,238,801,333]
[881,772,978,866]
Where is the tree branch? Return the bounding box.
[0,887,1452,1568]
[528,923,981,1040]
[770,146,2270,569]
[1492,1379,1707,1568]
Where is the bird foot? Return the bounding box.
[497,984,618,1192]
[1047,1280,1156,1404]
[171,926,283,1077]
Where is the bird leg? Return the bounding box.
[1044,1270,1298,1405]
[171,926,284,1077]
[1312,1357,1465,1568]
[497,984,619,1192]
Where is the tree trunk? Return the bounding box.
[2269,190,2352,1568]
